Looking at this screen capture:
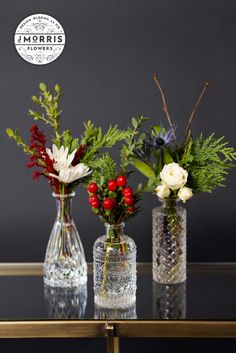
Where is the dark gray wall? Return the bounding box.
[1,0,236,263]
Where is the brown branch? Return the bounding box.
[184,81,209,141]
[153,73,176,142]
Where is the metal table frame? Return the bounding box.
[0,263,236,353]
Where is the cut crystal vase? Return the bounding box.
[43,192,87,287]
[93,223,136,309]
[152,198,186,284]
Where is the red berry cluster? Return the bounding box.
[87,175,136,220]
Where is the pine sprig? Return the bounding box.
[180,133,236,193]
[89,153,117,185]
[81,123,129,163]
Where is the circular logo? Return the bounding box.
[14,14,65,65]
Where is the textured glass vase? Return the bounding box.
[93,223,136,309]
[152,198,186,284]
[43,192,87,287]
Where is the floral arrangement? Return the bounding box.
[6,83,128,195]
[88,153,141,298]
[87,153,141,230]
[121,74,236,202]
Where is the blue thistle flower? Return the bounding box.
[144,127,174,149]
[133,126,175,163]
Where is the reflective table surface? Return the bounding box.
[0,263,235,321]
[1,263,236,353]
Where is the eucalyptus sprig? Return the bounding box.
[28,82,63,146]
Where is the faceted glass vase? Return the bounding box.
[93,223,137,309]
[152,199,186,284]
[43,192,87,288]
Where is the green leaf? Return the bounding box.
[55,84,61,93]
[163,150,174,164]
[6,128,14,137]
[100,175,105,186]
[131,158,156,178]
[39,82,47,91]
[31,95,39,104]
[152,125,166,136]
[132,117,138,128]
[15,134,22,144]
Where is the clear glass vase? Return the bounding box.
[93,223,137,309]
[43,192,87,287]
[152,198,186,284]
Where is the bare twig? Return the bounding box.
[153,73,176,142]
[184,81,209,141]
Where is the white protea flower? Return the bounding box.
[46,144,77,172]
[49,163,91,184]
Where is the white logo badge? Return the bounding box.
[14,14,65,65]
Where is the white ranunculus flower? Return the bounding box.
[178,186,193,203]
[49,163,91,184]
[155,183,170,199]
[46,144,77,172]
[160,163,188,190]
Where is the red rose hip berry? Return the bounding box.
[89,195,99,205]
[91,200,100,208]
[117,175,127,187]
[108,179,118,191]
[125,196,134,206]
[88,182,98,194]
[128,206,135,213]
[122,187,133,197]
[103,197,116,210]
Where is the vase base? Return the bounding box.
[94,294,136,309]
[44,276,87,288]
[44,263,87,288]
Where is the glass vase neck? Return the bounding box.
[105,223,125,240]
[53,192,75,222]
[159,198,180,208]
[52,192,76,199]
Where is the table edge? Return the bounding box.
[0,320,236,338]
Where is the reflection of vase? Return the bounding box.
[93,223,136,309]
[44,284,87,319]
[94,305,137,319]
[152,199,186,284]
[153,281,186,319]
[44,192,87,288]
